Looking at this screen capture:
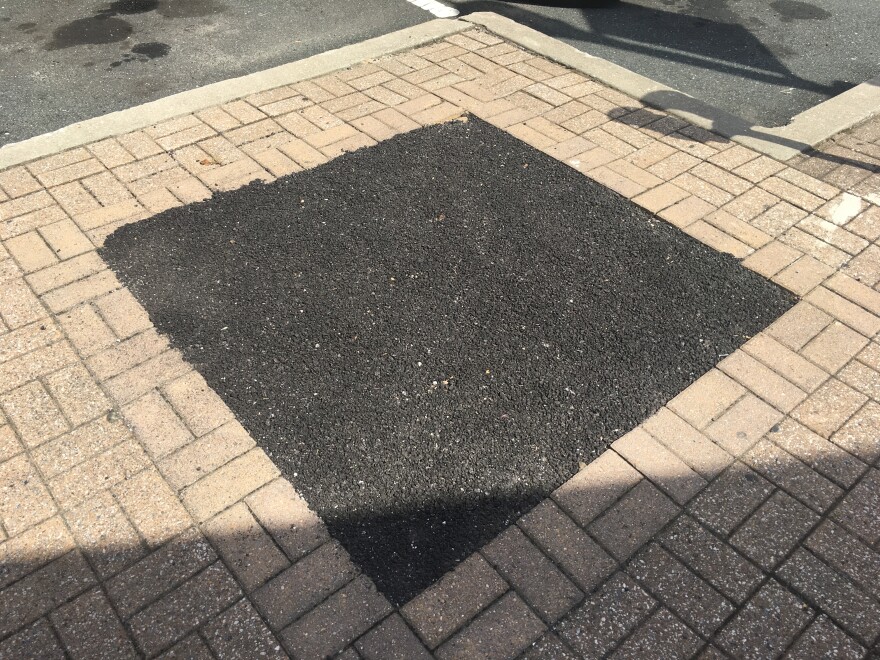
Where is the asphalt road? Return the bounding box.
[0,0,429,146]
[2,0,877,146]
[451,0,879,127]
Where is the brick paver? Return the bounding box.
[1,26,879,658]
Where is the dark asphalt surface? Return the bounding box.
[0,0,428,146]
[451,0,879,127]
[102,117,795,604]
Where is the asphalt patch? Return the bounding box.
[101,117,795,604]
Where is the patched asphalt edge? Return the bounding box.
[0,18,470,170]
[465,11,880,162]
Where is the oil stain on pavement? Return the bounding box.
[101,117,795,604]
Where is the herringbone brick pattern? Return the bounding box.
[1,28,878,659]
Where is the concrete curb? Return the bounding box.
[464,12,880,161]
[0,18,469,170]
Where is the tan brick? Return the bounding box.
[356,613,432,660]
[54,306,111,359]
[32,415,130,480]
[159,421,254,489]
[705,393,782,455]
[830,401,880,463]
[518,500,615,593]
[772,255,834,296]
[0,516,75,589]
[436,592,545,660]
[104,349,191,405]
[642,407,733,480]
[88,138,136,168]
[632,182,690,213]
[778,167,839,200]
[47,438,150,510]
[106,527,216,619]
[586,165,647,198]
[50,588,138,659]
[719,350,806,412]
[0,424,22,463]
[321,131,378,158]
[93,287,152,340]
[482,525,582,624]
[761,176,825,211]
[87,329,169,381]
[1,205,69,243]
[201,599,286,660]
[766,302,832,351]
[26,252,105,295]
[402,554,507,649]
[65,490,146,579]
[181,447,279,521]
[129,561,241,657]
[555,573,656,658]
[730,490,819,570]
[81,170,134,207]
[44,363,109,426]
[0,551,95,639]
[204,501,290,591]
[0,278,46,329]
[123,391,192,458]
[0,381,69,448]
[742,333,828,392]
[34,159,105,189]
[733,155,786,183]
[281,575,392,660]
[553,449,641,526]
[673,172,735,207]
[803,288,879,342]
[0,189,55,224]
[253,540,356,629]
[744,438,842,512]
[792,378,867,439]
[660,515,762,604]
[658,196,716,228]
[780,227,849,268]
[0,454,57,535]
[801,321,868,373]
[627,543,734,637]
[668,369,745,430]
[588,479,679,560]
[778,548,880,643]
[684,220,752,258]
[806,520,880,601]
[825,271,880,318]
[721,187,780,222]
[42,269,121,313]
[157,123,217,151]
[198,158,270,192]
[37,218,94,260]
[708,144,759,170]
[0,167,42,198]
[113,469,192,548]
[798,215,869,255]
[245,478,327,560]
[0,320,63,366]
[4,232,58,273]
[768,415,864,487]
[0,341,77,395]
[613,428,707,504]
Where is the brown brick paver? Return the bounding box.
[2,26,880,658]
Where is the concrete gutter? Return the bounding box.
[3,11,876,168]
[0,19,469,170]
[465,12,880,161]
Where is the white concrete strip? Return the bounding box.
[464,11,880,161]
[405,0,460,19]
[0,18,468,170]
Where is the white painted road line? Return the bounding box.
[405,0,459,18]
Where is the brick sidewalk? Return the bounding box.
[0,28,878,659]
